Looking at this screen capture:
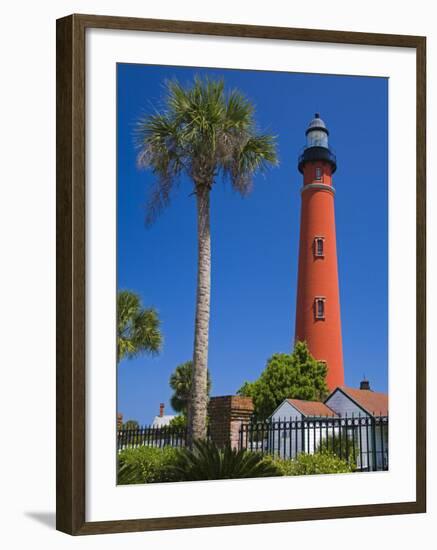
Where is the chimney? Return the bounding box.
[117,412,123,430]
[360,378,371,391]
[159,403,165,417]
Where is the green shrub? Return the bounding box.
[117,446,180,484]
[117,446,354,484]
[317,434,358,466]
[169,440,282,481]
[169,414,187,428]
[264,451,354,476]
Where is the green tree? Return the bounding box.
[122,419,140,431]
[169,414,188,428]
[117,290,162,363]
[238,341,329,420]
[136,77,278,442]
[169,361,211,416]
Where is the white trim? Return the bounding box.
[300,183,336,194]
[268,399,302,419]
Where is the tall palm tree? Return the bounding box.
[117,290,162,362]
[136,77,278,442]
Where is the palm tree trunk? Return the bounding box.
[188,184,211,444]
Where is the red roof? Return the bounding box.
[286,399,337,417]
[339,387,388,416]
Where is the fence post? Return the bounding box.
[239,422,243,450]
[371,416,378,471]
[301,420,306,454]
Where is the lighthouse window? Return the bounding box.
[314,237,324,257]
[307,130,328,148]
[315,298,325,320]
[315,167,322,180]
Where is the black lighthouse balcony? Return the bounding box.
[298,146,337,174]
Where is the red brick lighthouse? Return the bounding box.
[295,114,344,390]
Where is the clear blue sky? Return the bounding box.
[116,63,388,425]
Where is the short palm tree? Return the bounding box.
[136,77,278,442]
[169,360,211,416]
[117,290,162,362]
[169,439,282,481]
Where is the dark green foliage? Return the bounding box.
[169,414,188,428]
[122,420,140,431]
[168,413,210,430]
[169,361,211,415]
[238,341,329,420]
[135,76,278,224]
[117,446,180,485]
[265,451,354,476]
[117,445,354,484]
[317,433,358,465]
[117,290,162,362]
[169,440,282,481]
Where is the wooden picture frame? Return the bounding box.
[56,13,426,535]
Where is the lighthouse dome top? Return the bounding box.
[305,113,329,135]
[298,112,337,174]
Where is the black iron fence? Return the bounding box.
[117,425,188,452]
[239,414,389,471]
[117,415,389,472]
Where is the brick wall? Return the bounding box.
[208,395,254,449]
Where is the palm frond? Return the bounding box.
[223,133,278,194]
[169,361,211,415]
[135,76,278,218]
[225,89,254,129]
[168,440,282,481]
[117,290,163,362]
[135,113,185,223]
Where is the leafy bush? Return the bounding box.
[317,434,358,466]
[169,414,188,428]
[117,446,180,484]
[169,440,282,481]
[117,445,354,485]
[265,451,354,476]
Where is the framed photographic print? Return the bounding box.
[56,14,426,535]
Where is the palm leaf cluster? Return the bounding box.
[117,459,141,485]
[169,439,281,481]
[117,290,162,362]
[136,76,278,223]
[169,360,211,414]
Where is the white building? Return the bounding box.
[269,399,338,459]
[325,384,388,470]
[267,381,388,470]
[150,403,175,427]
